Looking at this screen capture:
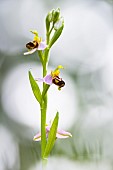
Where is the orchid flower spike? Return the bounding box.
[36,65,65,90]
[33,123,72,142]
[24,30,47,55]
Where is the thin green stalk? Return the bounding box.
[41,48,50,159]
[37,49,47,158]
[43,48,50,68]
[40,21,51,158]
[46,25,54,45]
[40,99,47,158]
[38,51,44,64]
[42,158,47,170]
[49,25,54,35]
[41,70,47,158]
[46,33,50,45]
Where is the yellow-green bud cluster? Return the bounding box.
[47,8,60,23]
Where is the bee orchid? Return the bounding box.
[24,30,47,55]
[36,65,65,90]
[33,124,72,142]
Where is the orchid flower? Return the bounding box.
[36,65,65,90]
[33,124,72,142]
[24,30,47,55]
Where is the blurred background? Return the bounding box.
[0,0,113,169]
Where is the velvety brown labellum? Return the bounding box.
[52,76,65,89]
[26,41,38,50]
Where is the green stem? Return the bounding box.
[42,159,47,170]
[43,48,50,68]
[46,25,54,45]
[40,48,50,159]
[46,33,50,45]
[41,64,47,158]
[37,49,47,158]
[40,99,47,158]
[49,25,54,36]
[38,51,44,64]
[40,22,51,158]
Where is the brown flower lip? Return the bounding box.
[26,41,38,50]
[52,76,65,89]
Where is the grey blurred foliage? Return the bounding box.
[0,0,113,170]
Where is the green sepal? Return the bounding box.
[49,24,64,48]
[29,71,42,104]
[43,112,59,158]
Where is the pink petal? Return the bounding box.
[56,129,72,139]
[38,41,47,50]
[35,74,52,85]
[33,132,41,141]
[35,78,45,82]
[44,74,52,85]
[24,48,37,55]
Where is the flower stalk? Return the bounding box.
[41,50,49,158]
[25,8,72,160]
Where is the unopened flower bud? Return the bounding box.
[52,8,60,23]
[47,11,53,23]
[46,8,61,27]
[54,17,64,30]
[46,12,51,33]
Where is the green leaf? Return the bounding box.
[29,71,42,104]
[49,24,64,48]
[43,112,59,158]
